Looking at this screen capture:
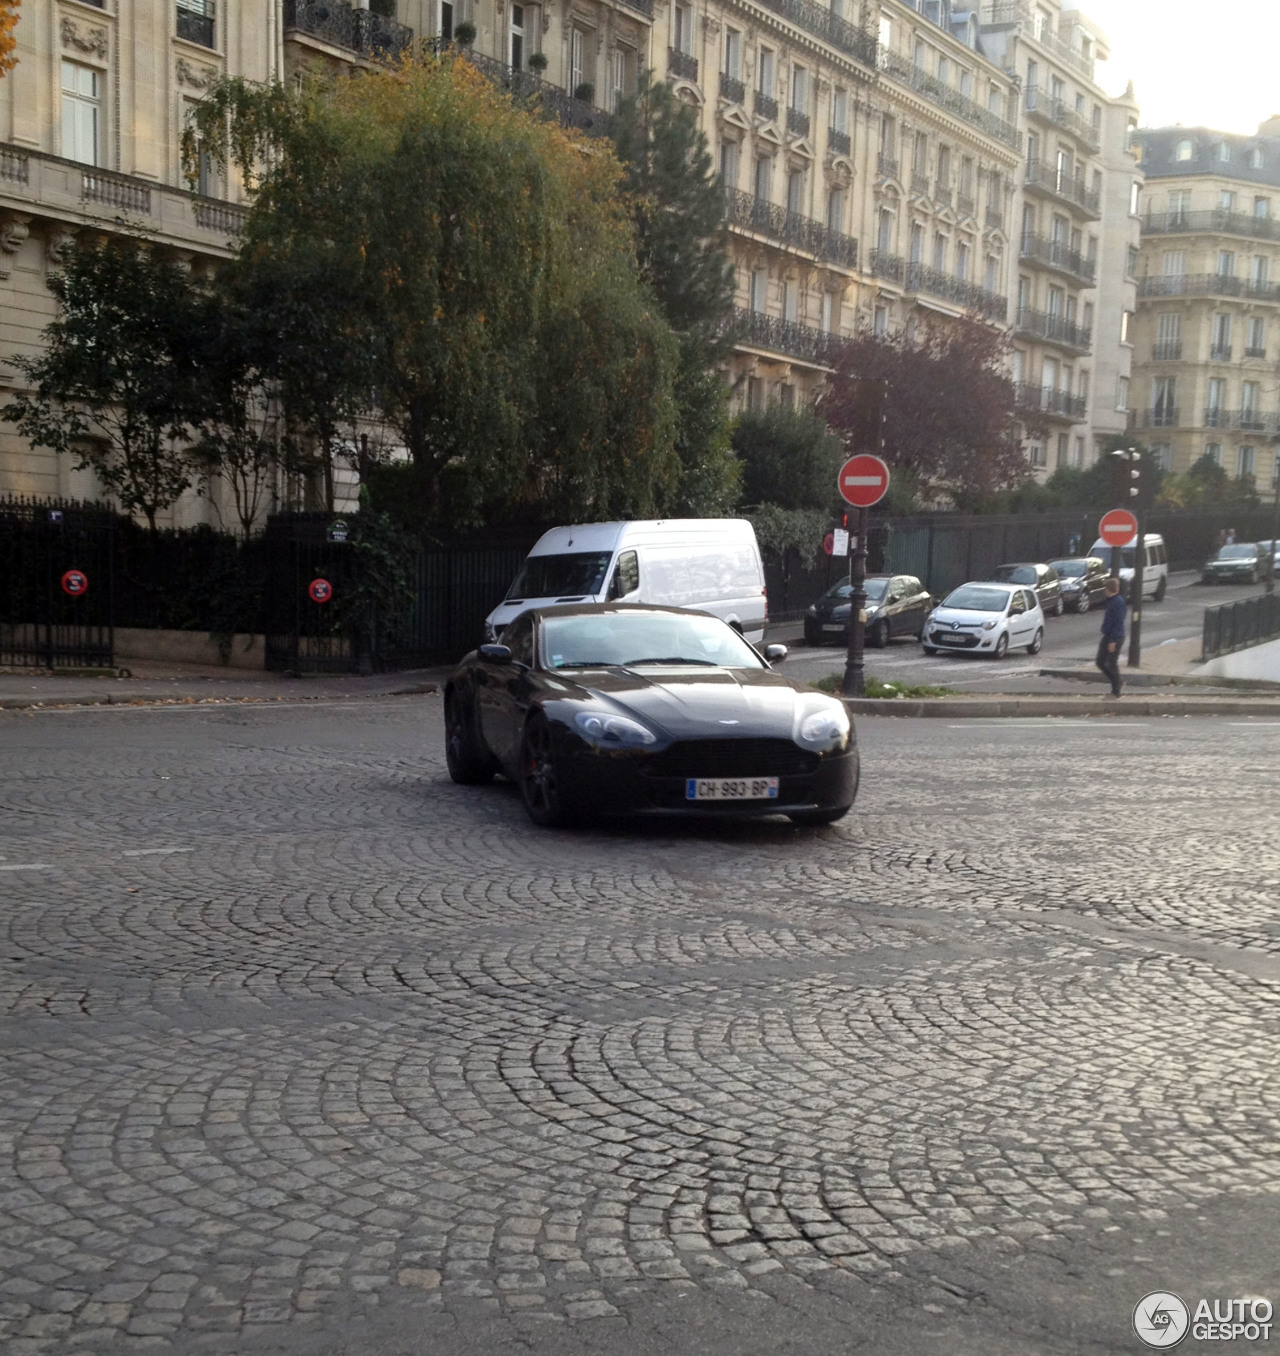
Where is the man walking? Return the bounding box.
[1096,577,1125,698]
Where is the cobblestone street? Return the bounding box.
[2,698,1280,1354]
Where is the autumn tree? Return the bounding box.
[0,0,20,77]
[825,318,1043,509]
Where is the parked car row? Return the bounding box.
[1202,540,1280,584]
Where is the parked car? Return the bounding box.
[485,519,767,645]
[1087,533,1169,600]
[922,582,1046,659]
[803,574,933,648]
[1256,541,1280,577]
[1047,556,1110,613]
[445,603,859,827]
[986,562,1064,616]
[1202,541,1268,584]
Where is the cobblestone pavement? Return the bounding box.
[2,700,1280,1354]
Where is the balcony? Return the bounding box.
[980,2,1096,81]
[1141,208,1280,244]
[616,0,653,16]
[1246,345,1268,358]
[755,91,778,122]
[1152,340,1182,361]
[1141,407,1180,428]
[1210,343,1233,361]
[985,206,1003,231]
[935,184,952,207]
[1204,407,1228,429]
[870,249,905,284]
[176,1,216,48]
[438,46,614,136]
[877,47,1020,150]
[1136,273,1280,304]
[1015,307,1092,352]
[754,0,877,70]
[723,187,858,269]
[786,107,810,137]
[668,48,698,81]
[83,170,152,214]
[827,128,850,156]
[1024,85,1101,153]
[1024,158,1100,218]
[283,0,412,60]
[720,73,745,104]
[876,153,899,180]
[911,172,930,196]
[906,260,1007,321]
[1015,383,1088,421]
[1228,409,1276,433]
[1019,232,1096,285]
[730,307,841,366]
[957,193,975,218]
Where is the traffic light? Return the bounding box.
[1110,447,1142,507]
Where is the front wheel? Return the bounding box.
[788,805,851,827]
[1053,596,1064,617]
[1077,591,1091,614]
[1027,627,1044,656]
[993,633,1009,660]
[922,644,937,655]
[520,715,571,827]
[1154,576,1167,601]
[445,693,496,785]
[870,619,889,649]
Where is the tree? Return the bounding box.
[1159,452,1258,509]
[824,318,1042,509]
[0,0,19,77]
[733,404,844,511]
[2,235,202,531]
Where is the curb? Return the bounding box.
[1039,667,1280,693]
[0,684,440,712]
[842,696,1280,718]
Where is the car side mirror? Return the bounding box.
[479,643,513,664]
[763,644,788,664]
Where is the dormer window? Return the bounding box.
[1217,141,1232,163]
[1174,139,1192,161]
[1250,146,1265,169]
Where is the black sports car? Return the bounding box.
[444,604,859,827]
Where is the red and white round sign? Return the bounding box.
[308,578,334,604]
[837,454,891,508]
[1098,508,1139,547]
[61,569,88,597]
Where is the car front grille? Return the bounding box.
[644,738,819,779]
[931,630,981,648]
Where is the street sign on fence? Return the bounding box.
[838,455,891,508]
[1098,508,1138,547]
[61,569,88,597]
[308,578,334,604]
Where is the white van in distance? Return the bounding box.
[485,520,768,644]
[1087,532,1169,601]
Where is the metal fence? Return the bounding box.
[1202,593,1280,660]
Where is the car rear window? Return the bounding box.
[992,566,1036,584]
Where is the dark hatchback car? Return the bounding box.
[445,604,859,828]
[1203,542,1268,584]
[803,574,933,648]
[987,562,1064,616]
[1047,556,1110,613]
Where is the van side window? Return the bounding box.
[505,613,535,666]
[609,550,640,599]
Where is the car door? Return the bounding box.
[884,577,906,635]
[1022,588,1042,641]
[899,576,928,635]
[1088,559,1107,604]
[1005,588,1027,645]
[477,611,537,770]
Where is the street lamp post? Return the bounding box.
[1110,446,1144,668]
[1268,453,1280,595]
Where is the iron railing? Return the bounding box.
[985,206,1003,230]
[877,152,898,179]
[828,128,850,156]
[1142,209,1280,243]
[429,45,612,135]
[1137,272,1280,303]
[723,187,858,269]
[1202,409,1278,433]
[877,46,1020,149]
[755,0,877,67]
[870,249,905,283]
[730,307,840,365]
[1019,231,1096,284]
[911,172,930,196]
[720,73,745,103]
[1014,307,1091,351]
[906,260,1007,320]
[957,193,975,217]
[1024,158,1100,216]
[1246,345,1268,358]
[668,48,698,81]
[787,107,810,137]
[935,185,953,207]
[1152,339,1182,360]
[1014,384,1088,420]
[1024,85,1100,151]
[1210,343,1233,361]
[1202,592,1280,659]
[283,0,412,59]
[1140,408,1180,428]
[980,2,1095,79]
[616,0,653,17]
[755,91,778,121]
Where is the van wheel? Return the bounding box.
[1153,576,1166,602]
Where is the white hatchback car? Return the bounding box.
[922,582,1045,659]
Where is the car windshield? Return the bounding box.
[991,565,1037,584]
[1050,559,1086,577]
[542,613,766,671]
[941,586,1009,612]
[1217,545,1255,559]
[506,551,613,601]
[823,579,888,602]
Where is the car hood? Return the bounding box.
[1208,558,1251,567]
[930,606,1008,627]
[561,667,823,741]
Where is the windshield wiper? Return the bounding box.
[623,657,719,666]
[553,660,622,669]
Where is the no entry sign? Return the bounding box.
[838,455,891,508]
[1098,508,1139,547]
[61,569,88,597]
[308,578,334,604]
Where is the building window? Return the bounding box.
[569,29,585,96]
[1250,146,1265,169]
[933,232,947,272]
[988,82,1001,115]
[827,187,845,234]
[1220,189,1236,212]
[1151,445,1171,471]
[936,55,949,86]
[1029,443,1046,468]
[719,140,739,190]
[183,99,213,195]
[913,38,926,68]
[439,0,454,41]
[782,278,798,322]
[749,267,768,313]
[1218,250,1236,277]
[956,241,970,281]
[1217,140,1232,163]
[779,383,795,409]
[510,4,525,69]
[1175,138,1192,161]
[831,87,848,135]
[1242,382,1261,424]
[1248,316,1266,355]
[1130,181,1141,215]
[609,48,632,109]
[1120,311,1133,344]
[1253,255,1270,285]
[820,291,834,333]
[61,61,101,167]
[959,70,971,99]
[724,28,742,80]
[790,64,807,113]
[909,221,924,265]
[873,304,888,337]
[786,167,804,216]
[1056,433,1068,466]
[984,254,999,294]
[1207,377,1226,423]
[1152,376,1176,424]
[1239,446,1256,479]
[876,208,893,254]
[757,46,775,96]
[1116,375,1129,411]
[754,156,771,201]
[672,3,692,55]
[1212,313,1232,359]
[1126,245,1138,277]
[747,376,763,411]
[1072,437,1085,467]
[1256,197,1271,220]
[1204,443,1222,466]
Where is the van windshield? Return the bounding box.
[506,552,614,601]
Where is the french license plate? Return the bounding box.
[938,633,966,645]
[686,776,779,801]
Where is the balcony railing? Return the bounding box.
[755,91,778,121]
[283,0,413,60]
[934,184,952,206]
[1152,340,1182,360]
[980,2,1096,81]
[755,0,877,69]
[878,46,1020,149]
[1015,307,1091,351]
[1024,85,1101,152]
[911,172,930,196]
[787,107,810,137]
[828,128,850,156]
[1141,408,1180,428]
[720,73,745,104]
[877,153,898,179]
[1227,409,1276,433]
[870,249,905,284]
[192,198,248,236]
[82,170,152,214]
[1019,232,1096,285]
[985,206,1003,230]
[1246,345,1268,358]
[1137,273,1280,304]
[1015,383,1088,420]
[957,193,975,218]
[432,45,613,136]
[1024,158,1100,217]
[616,0,653,17]
[723,187,858,269]
[730,306,841,365]
[0,146,29,184]
[668,48,698,81]
[1210,343,1233,361]
[1204,407,1228,428]
[906,260,1007,320]
[1142,208,1280,243]
[176,3,216,48]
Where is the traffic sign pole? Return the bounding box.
[836,446,891,699]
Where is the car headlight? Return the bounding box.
[796,704,851,752]
[982,620,999,630]
[807,605,817,616]
[573,711,657,748]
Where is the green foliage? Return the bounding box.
[746,503,828,569]
[1161,453,1260,509]
[813,673,955,698]
[668,336,739,515]
[332,500,419,653]
[2,235,202,531]
[733,404,844,512]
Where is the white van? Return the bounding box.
[485,520,768,644]
[1087,532,1169,601]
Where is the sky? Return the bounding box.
[1091,0,1279,135]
